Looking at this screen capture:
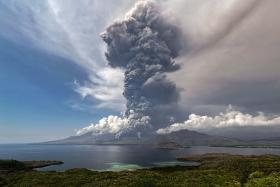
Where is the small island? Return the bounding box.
[156,142,184,149]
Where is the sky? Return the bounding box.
[0,0,136,143]
[1,0,280,143]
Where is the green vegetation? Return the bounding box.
[1,154,280,186]
[0,160,63,172]
[0,160,26,171]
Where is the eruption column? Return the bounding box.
[101,1,183,136]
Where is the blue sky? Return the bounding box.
[0,33,111,143]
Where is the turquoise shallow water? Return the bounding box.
[101,161,200,171]
[104,162,144,171]
[1,144,280,171]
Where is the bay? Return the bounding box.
[1,144,280,171]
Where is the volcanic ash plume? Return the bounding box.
[101,0,183,136]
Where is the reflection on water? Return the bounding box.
[1,144,280,171]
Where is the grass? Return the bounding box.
[1,154,280,186]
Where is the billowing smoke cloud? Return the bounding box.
[76,114,150,138]
[76,0,280,139]
[157,105,280,134]
[76,116,129,136]
[99,0,183,136]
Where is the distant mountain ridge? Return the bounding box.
[155,130,242,146]
[42,129,245,147]
[200,126,280,141]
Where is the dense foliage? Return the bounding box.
[0,160,62,172]
[1,154,280,186]
[0,160,26,171]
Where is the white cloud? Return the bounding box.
[157,106,280,134]
[76,112,151,137]
[76,115,129,136]
[74,67,125,110]
[45,0,136,111]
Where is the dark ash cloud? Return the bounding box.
[101,0,183,136]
